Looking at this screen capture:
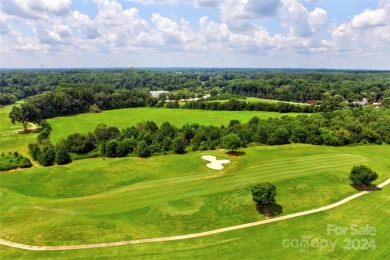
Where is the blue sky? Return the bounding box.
[1,0,389,69]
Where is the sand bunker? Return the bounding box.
[201,155,231,170]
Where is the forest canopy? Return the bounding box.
[1,69,390,106]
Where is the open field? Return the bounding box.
[246,97,308,105]
[46,107,302,143]
[1,144,389,257]
[207,97,308,105]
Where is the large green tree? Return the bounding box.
[221,133,242,152]
[9,103,42,131]
[251,182,277,208]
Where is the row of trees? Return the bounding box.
[27,121,73,166]
[28,106,390,166]
[29,121,243,167]
[24,85,158,119]
[2,69,390,105]
[8,85,160,130]
[29,141,72,167]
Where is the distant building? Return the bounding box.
[150,91,169,98]
[178,93,211,102]
[373,99,382,108]
[353,98,368,106]
[203,93,211,99]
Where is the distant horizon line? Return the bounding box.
[1,67,389,72]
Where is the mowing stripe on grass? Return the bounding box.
[4,153,368,216]
[1,179,388,251]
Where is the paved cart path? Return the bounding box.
[1,179,389,251]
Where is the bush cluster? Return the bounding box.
[28,121,72,167]
[0,152,32,171]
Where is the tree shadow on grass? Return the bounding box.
[226,151,246,157]
[350,184,381,191]
[17,128,42,134]
[256,203,283,217]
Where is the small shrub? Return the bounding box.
[28,143,41,161]
[89,104,102,113]
[38,145,56,166]
[349,165,378,186]
[55,146,72,165]
[136,140,151,157]
[172,137,186,154]
[0,152,32,171]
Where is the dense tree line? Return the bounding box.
[9,85,159,125]
[28,106,390,166]
[26,85,159,119]
[2,69,390,105]
[27,121,68,167]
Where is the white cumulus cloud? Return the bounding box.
[1,0,71,20]
[219,0,281,31]
[281,0,327,37]
[350,8,388,29]
[1,0,389,69]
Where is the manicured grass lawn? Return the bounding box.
[246,97,308,105]
[208,97,307,105]
[1,144,389,249]
[46,107,302,143]
[1,172,388,259]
